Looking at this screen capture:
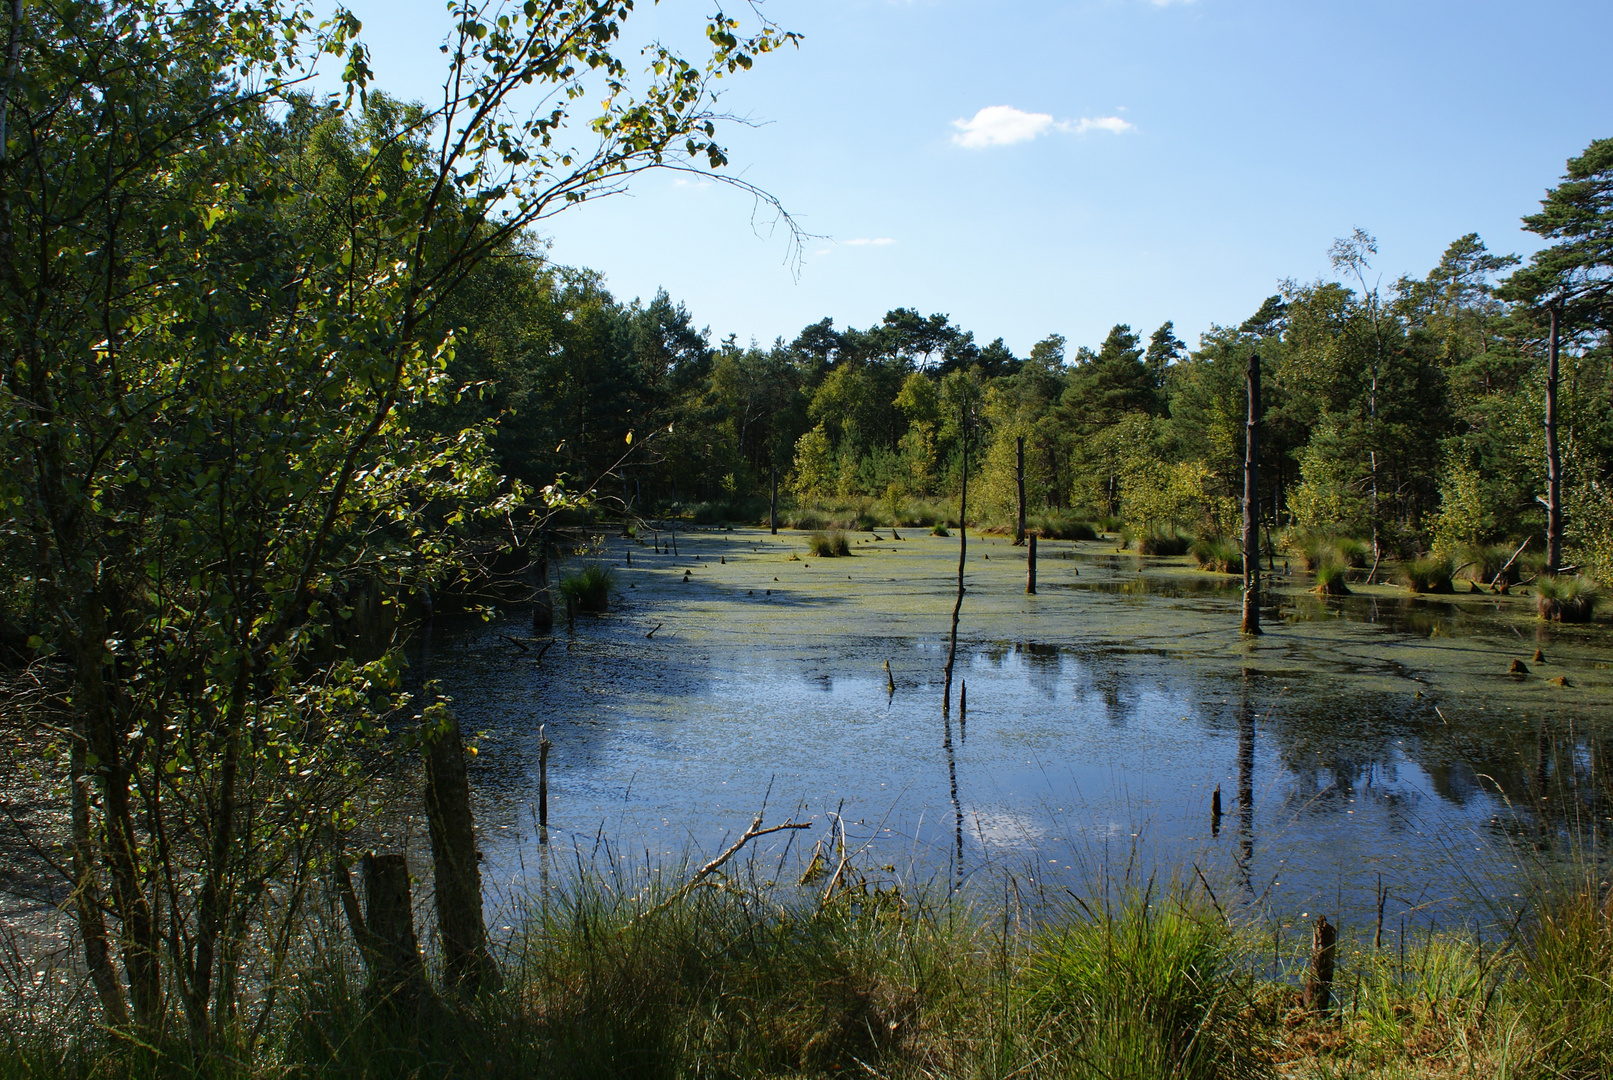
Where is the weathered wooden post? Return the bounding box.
[770,468,779,535]
[1014,435,1027,546]
[421,704,498,992]
[1242,352,1262,636]
[1026,534,1037,594]
[1302,915,1337,1016]
[538,724,551,837]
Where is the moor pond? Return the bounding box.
[426,527,1613,942]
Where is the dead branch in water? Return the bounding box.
[643,812,810,918]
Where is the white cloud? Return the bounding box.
[1063,115,1136,135]
[844,237,896,246]
[951,106,1136,149]
[951,105,1056,149]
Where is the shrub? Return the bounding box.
[1313,559,1351,596]
[559,563,616,612]
[931,524,950,537]
[807,530,851,557]
[1536,575,1601,622]
[1189,537,1243,574]
[1400,555,1454,594]
[1137,527,1192,557]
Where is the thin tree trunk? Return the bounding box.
[770,468,778,534]
[1545,304,1562,574]
[1026,534,1037,594]
[1242,353,1261,636]
[943,398,969,713]
[1014,436,1026,546]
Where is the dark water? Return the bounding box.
[429,529,1613,939]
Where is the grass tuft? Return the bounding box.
[1535,574,1601,622]
[559,563,616,611]
[807,530,851,557]
[1189,536,1244,574]
[1400,555,1454,594]
[1313,559,1352,596]
[1137,527,1193,557]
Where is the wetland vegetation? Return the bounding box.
[1,1,1612,1078]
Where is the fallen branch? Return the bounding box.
[646,623,663,639]
[643,812,810,918]
[533,641,553,664]
[1489,537,1530,590]
[498,634,530,652]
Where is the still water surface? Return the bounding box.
[430,528,1613,936]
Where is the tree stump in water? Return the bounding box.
[422,704,498,994]
[1301,915,1337,1016]
[360,854,429,1009]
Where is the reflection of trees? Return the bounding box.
[1257,680,1613,854]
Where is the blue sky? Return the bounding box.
[338,0,1612,356]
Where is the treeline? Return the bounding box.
[447,155,1613,583]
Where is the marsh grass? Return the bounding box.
[1535,574,1601,622]
[558,562,616,611]
[1028,510,1099,541]
[1190,536,1244,574]
[1286,530,1369,572]
[1400,555,1455,594]
[7,863,1613,1080]
[806,530,851,557]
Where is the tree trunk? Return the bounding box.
[1242,353,1262,635]
[421,705,498,994]
[1545,304,1562,574]
[1026,534,1037,594]
[1014,436,1026,546]
[770,468,778,534]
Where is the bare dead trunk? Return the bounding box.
[1014,436,1026,546]
[1242,353,1261,636]
[1545,304,1562,574]
[943,400,969,714]
[422,706,498,993]
[770,468,778,534]
[1026,534,1037,594]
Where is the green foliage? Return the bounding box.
[1431,449,1489,555]
[1535,575,1601,622]
[1028,511,1099,541]
[560,564,617,612]
[807,530,852,557]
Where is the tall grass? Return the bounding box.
[1313,559,1351,595]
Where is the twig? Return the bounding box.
[643,812,809,917]
[646,623,663,639]
[498,634,530,652]
[533,641,553,664]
